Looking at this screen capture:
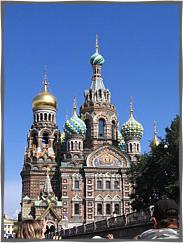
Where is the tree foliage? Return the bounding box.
[128,115,180,211]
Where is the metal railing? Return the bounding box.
[58,211,151,238]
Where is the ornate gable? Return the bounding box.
[86,145,130,168]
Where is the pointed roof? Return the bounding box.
[151,121,160,147]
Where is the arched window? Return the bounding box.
[130,143,132,153]
[37,114,39,122]
[79,141,81,150]
[32,132,38,147]
[106,204,111,215]
[134,143,136,152]
[44,113,47,121]
[42,132,49,144]
[74,203,80,215]
[137,144,139,152]
[98,118,105,137]
[99,89,102,98]
[40,113,43,121]
[85,119,91,137]
[71,141,73,150]
[49,113,51,121]
[75,141,77,150]
[114,204,120,214]
[111,121,115,140]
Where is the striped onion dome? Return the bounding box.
[122,112,143,141]
[121,97,143,141]
[64,98,86,136]
[90,34,104,65]
[90,52,104,65]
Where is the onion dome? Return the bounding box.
[64,97,86,136]
[90,34,104,65]
[32,78,57,109]
[121,97,143,141]
[118,130,126,151]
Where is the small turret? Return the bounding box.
[121,97,143,157]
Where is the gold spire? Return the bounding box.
[130,96,133,115]
[96,34,99,53]
[43,66,48,92]
[152,120,160,147]
[73,96,77,115]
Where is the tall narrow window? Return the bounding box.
[106,181,111,189]
[79,142,81,150]
[114,180,120,189]
[111,121,115,140]
[137,144,139,152]
[44,113,47,121]
[49,113,51,121]
[71,141,73,150]
[85,120,91,137]
[97,204,102,215]
[42,133,49,144]
[98,119,105,137]
[40,113,43,121]
[106,204,111,215]
[99,89,102,98]
[32,132,38,147]
[75,141,77,150]
[97,180,102,189]
[74,180,79,189]
[74,203,80,215]
[114,204,120,214]
[130,143,132,153]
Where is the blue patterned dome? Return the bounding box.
[121,112,143,141]
[118,130,126,151]
[64,99,86,136]
[90,52,105,65]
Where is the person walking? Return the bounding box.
[138,199,179,240]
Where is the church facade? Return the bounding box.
[20,37,144,229]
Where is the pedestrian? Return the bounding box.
[106,233,114,239]
[15,219,46,239]
[137,199,179,240]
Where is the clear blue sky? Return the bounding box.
[3,2,180,218]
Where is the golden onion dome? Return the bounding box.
[32,79,57,109]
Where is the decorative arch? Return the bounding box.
[95,195,104,201]
[72,195,82,202]
[86,145,130,168]
[113,195,121,201]
[104,195,112,201]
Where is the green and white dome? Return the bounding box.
[122,113,143,141]
[64,99,86,136]
[90,34,104,65]
[121,97,143,141]
[90,52,104,65]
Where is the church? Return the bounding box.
[20,36,148,230]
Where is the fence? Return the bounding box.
[56,211,151,239]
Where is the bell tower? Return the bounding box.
[80,35,118,150]
[20,73,61,220]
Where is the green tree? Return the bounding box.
[128,115,179,211]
